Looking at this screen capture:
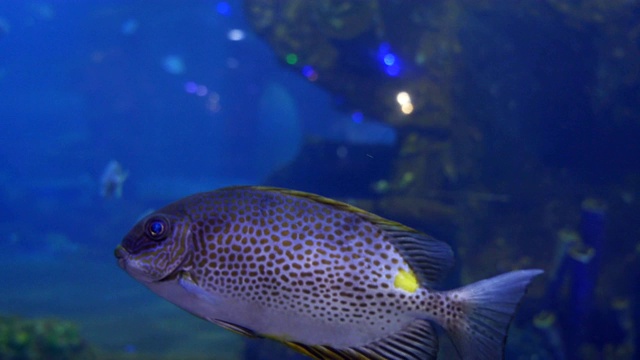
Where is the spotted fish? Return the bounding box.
[115,186,542,359]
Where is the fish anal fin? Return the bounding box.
[357,319,438,360]
[280,319,438,360]
[210,318,261,338]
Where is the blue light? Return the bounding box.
[377,42,391,56]
[383,54,395,66]
[302,65,314,77]
[385,64,400,77]
[377,42,402,77]
[184,81,198,94]
[216,2,231,16]
[351,111,364,123]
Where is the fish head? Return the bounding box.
[115,207,192,284]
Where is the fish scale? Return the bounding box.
[185,189,414,329]
[116,186,543,359]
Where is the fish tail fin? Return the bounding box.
[442,269,543,360]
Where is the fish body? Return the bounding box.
[116,186,542,359]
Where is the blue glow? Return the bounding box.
[377,42,402,77]
[383,54,396,66]
[121,19,138,35]
[162,55,185,75]
[377,42,391,56]
[216,2,231,16]
[385,64,401,77]
[351,111,364,123]
[184,81,198,94]
[302,65,314,77]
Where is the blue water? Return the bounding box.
[1,1,639,359]
[0,2,395,358]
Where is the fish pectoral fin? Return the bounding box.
[178,272,220,305]
[210,318,261,338]
[279,319,438,360]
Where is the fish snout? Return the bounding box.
[114,245,129,268]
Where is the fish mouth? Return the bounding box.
[114,245,129,269]
[113,243,188,284]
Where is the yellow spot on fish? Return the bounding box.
[394,269,418,293]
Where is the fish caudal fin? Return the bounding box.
[444,269,543,360]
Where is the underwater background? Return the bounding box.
[1,0,639,359]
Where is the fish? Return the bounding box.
[100,160,128,198]
[115,186,543,359]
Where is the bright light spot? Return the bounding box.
[377,42,402,77]
[285,53,298,65]
[227,29,245,41]
[396,91,413,114]
[396,91,411,105]
[383,54,395,66]
[162,55,185,75]
[216,2,231,16]
[121,18,138,35]
[401,103,414,114]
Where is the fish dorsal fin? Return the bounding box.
[239,186,454,285]
[377,222,454,287]
[210,318,261,338]
[279,319,438,360]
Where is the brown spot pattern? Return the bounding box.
[183,188,419,327]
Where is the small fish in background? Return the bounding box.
[100,160,128,198]
[115,186,543,359]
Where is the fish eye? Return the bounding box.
[145,217,169,241]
